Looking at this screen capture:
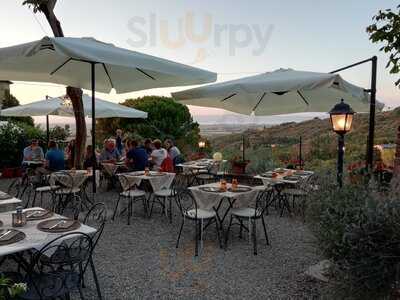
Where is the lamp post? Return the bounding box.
[329,99,355,187]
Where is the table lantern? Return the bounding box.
[220,179,227,192]
[231,178,238,191]
[12,206,26,227]
[144,167,150,176]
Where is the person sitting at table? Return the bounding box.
[99,138,121,163]
[164,139,184,166]
[44,140,65,171]
[126,139,148,171]
[144,138,154,156]
[23,139,44,163]
[115,128,124,155]
[83,145,98,169]
[150,139,168,171]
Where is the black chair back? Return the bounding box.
[83,202,107,250]
[175,189,198,218]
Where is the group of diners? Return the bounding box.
[21,128,183,177]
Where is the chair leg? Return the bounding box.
[215,217,223,248]
[194,220,199,256]
[261,215,270,245]
[112,195,121,221]
[176,219,184,248]
[89,257,103,300]
[239,219,243,238]
[168,197,173,224]
[224,215,233,250]
[253,219,258,255]
[128,198,132,225]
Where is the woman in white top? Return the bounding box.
[151,139,168,170]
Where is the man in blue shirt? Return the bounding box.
[99,139,121,163]
[126,140,148,171]
[45,141,65,171]
[23,139,44,162]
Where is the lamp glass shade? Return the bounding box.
[198,141,206,148]
[330,113,353,133]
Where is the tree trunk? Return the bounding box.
[38,0,86,168]
[66,87,86,169]
[394,125,400,176]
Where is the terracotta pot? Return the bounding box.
[231,161,250,174]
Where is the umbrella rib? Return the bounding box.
[136,68,156,80]
[102,63,115,89]
[297,91,309,105]
[50,58,73,75]
[251,92,266,112]
[220,93,237,102]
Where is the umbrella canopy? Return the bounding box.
[1,94,147,119]
[0,36,217,92]
[172,68,375,115]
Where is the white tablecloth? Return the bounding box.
[49,170,100,189]
[0,207,96,257]
[255,169,314,186]
[120,171,175,192]
[189,183,259,210]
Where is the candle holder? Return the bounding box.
[12,207,26,227]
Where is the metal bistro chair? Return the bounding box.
[281,175,311,218]
[53,171,82,220]
[195,161,221,185]
[17,232,102,300]
[150,173,187,223]
[81,202,107,290]
[175,189,222,257]
[26,173,60,209]
[225,188,272,255]
[112,174,147,224]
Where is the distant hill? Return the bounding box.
[209,108,400,171]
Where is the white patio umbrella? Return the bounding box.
[172,68,374,115]
[0,36,217,192]
[1,94,148,119]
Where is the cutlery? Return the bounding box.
[0,230,11,240]
[27,211,42,218]
[49,220,66,229]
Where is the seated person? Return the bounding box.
[144,138,154,156]
[150,139,168,171]
[23,139,44,162]
[126,140,148,171]
[44,140,65,171]
[83,145,98,169]
[99,139,121,163]
[164,139,182,165]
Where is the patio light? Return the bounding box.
[329,99,355,187]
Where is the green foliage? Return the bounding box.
[0,122,45,168]
[0,93,34,126]
[97,96,201,153]
[306,177,400,299]
[49,125,70,142]
[367,4,400,86]
[0,273,27,299]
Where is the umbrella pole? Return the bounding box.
[45,96,50,144]
[91,62,96,194]
[299,136,302,169]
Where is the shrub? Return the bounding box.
[307,177,400,299]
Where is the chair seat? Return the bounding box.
[283,188,307,196]
[36,185,59,192]
[55,187,81,194]
[184,208,216,219]
[231,207,261,218]
[121,189,146,198]
[154,189,173,197]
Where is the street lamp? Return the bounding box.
[329,99,355,187]
[198,140,206,149]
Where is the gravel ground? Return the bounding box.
[0,178,322,299]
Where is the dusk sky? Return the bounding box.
[0,0,399,123]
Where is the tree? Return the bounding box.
[367,4,400,176]
[0,93,34,126]
[22,0,86,168]
[97,96,201,153]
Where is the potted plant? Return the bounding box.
[0,274,27,300]
[230,156,250,174]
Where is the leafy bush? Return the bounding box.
[307,177,400,299]
[0,122,45,168]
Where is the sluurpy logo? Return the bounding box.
[127,12,274,64]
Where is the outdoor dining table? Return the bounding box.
[121,171,175,192]
[0,191,22,213]
[177,159,225,186]
[101,161,126,177]
[189,182,259,228]
[0,207,96,264]
[254,169,314,215]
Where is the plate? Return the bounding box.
[275,168,286,173]
[283,175,300,181]
[228,186,252,193]
[37,218,81,233]
[26,209,54,221]
[199,186,223,193]
[0,193,13,201]
[295,170,313,176]
[0,229,25,246]
[149,173,166,177]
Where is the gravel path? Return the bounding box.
[0,178,321,299]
